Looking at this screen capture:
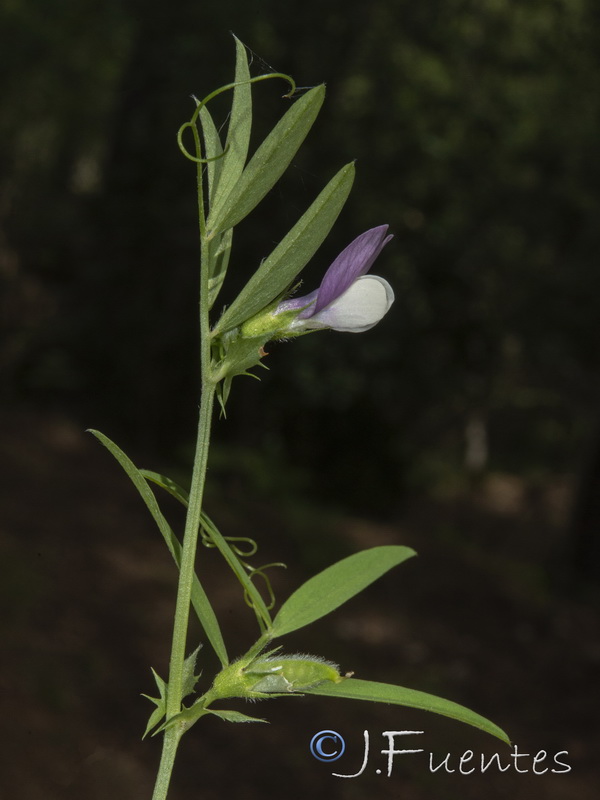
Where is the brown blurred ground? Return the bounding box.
[1,408,598,800]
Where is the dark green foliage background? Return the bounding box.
[2,0,599,509]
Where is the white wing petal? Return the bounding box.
[307,276,394,332]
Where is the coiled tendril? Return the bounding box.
[177,72,296,165]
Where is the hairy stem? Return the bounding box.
[151,138,214,800]
[151,379,215,800]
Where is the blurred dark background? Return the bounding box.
[1,1,599,799]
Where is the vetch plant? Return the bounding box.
[90,38,509,800]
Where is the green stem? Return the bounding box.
[151,723,183,800]
[151,382,215,800]
[151,132,214,800]
[166,384,214,717]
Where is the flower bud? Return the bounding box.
[244,655,343,694]
[210,653,343,700]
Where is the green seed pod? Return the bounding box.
[244,654,343,695]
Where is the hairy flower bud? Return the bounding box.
[244,655,343,695]
[210,653,344,700]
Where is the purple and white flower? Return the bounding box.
[276,225,394,333]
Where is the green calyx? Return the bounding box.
[209,304,301,396]
[211,329,270,383]
[239,303,297,339]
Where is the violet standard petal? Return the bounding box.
[312,225,393,315]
